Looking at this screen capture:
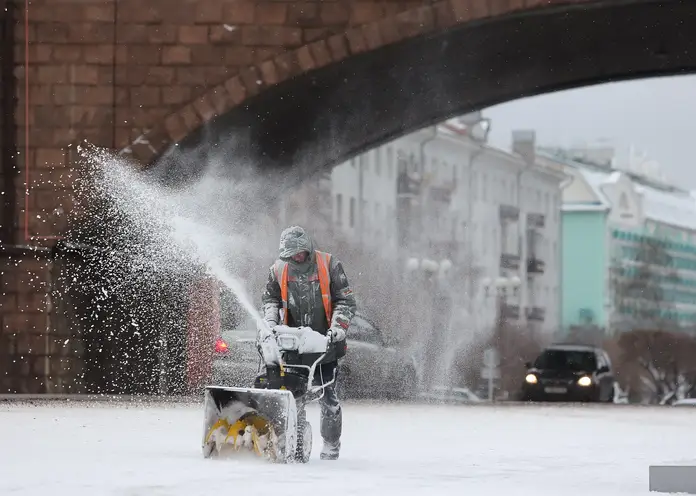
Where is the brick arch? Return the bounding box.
[123,0,695,183]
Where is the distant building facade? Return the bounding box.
[547,146,696,336]
[330,119,566,339]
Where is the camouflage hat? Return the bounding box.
[279,225,313,260]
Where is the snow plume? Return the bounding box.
[56,143,286,394]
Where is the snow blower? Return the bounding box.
[202,325,336,463]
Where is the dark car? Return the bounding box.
[210,328,262,388]
[520,344,615,402]
[337,313,419,401]
[210,314,419,401]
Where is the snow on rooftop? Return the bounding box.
[634,183,696,232]
[438,118,469,137]
[576,168,612,206]
[576,166,696,232]
[605,171,622,184]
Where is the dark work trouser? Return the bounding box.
[313,361,341,444]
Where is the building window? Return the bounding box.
[350,197,356,228]
[336,194,343,225]
[374,149,381,176]
[387,147,393,177]
[501,222,509,254]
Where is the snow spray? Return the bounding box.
[70,144,273,334]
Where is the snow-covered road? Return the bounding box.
[1,400,693,495]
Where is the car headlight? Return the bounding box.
[577,376,592,387]
[525,374,537,384]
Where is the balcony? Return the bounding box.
[501,304,520,320]
[499,204,520,221]
[500,253,521,270]
[527,258,545,274]
[526,307,546,322]
[429,185,452,204]
[397,171,421,196]
[527,213,545,228]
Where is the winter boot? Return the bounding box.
[320,439,340,460]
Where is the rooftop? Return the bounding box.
[542,149,696,232]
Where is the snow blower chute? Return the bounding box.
[202,325,336,463]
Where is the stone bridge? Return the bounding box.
[0,0,694,393]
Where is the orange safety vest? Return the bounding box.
[274,250,333,326]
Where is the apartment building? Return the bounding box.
[330,119,566,337]
[546,146,696,335]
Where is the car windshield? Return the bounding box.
[534,349,597,371]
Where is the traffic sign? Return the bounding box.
[481,367,501,380]
[483,347,500,368]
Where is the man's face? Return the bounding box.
[291,251,308,263]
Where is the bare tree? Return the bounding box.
[455,321,547,398]
[610,235,680,331]
[615,329,696,404]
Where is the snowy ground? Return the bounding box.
[1,400,694,495]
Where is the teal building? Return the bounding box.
[538,150,696,335]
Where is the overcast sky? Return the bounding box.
[481,74,696,189]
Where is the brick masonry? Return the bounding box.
[4,0,601,393]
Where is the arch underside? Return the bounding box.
[150,0,696,190]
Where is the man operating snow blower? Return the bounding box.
[259,225,356,460]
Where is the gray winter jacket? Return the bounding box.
[261,226,357,363]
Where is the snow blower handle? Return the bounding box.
[270,326,333,395]
[272,325,330,355]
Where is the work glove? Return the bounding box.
[257,321,282,366]
[329,326,346,343]
[256,320,275,344]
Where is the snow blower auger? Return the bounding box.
[202,325,337,464]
